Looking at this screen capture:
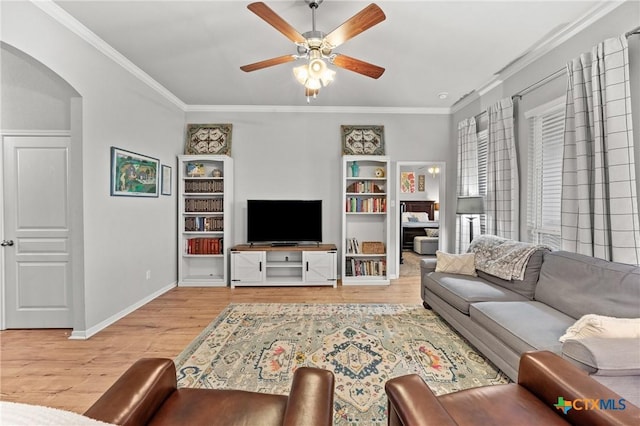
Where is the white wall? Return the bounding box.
[1,42,78,129]
[399,164,441,202]
[451,1,640,248]
[186,111,452,277]
[1,1,184,335]
[3,0,637,334]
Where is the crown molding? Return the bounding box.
[30,0,624,117]
[450,1,624,115]
[450,90,480,115]
[31,0,451,116]
[32,0,186,111]
[185,105,451,115]
[476,1,626,95]
[1,129,71,137]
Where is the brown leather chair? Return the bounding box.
[84,358,334,426]
[385,350,640,426]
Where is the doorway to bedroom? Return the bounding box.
[395,161,445,277]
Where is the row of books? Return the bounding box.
[345,197,387,213]
[185,198,224,213]
[346,181,384,194]
[346,237,361,254]
[185,216,223,232]
[345,259,387,277]
[184,179,223,193]
[185,237,223,255]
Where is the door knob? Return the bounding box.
[1,240,14,247]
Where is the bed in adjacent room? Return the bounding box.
[400,201,439,262]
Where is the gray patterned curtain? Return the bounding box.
[486,98,519,240]
[456,117,479,253]
[561,35,640,265]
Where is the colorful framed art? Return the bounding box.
[110,147,159,197]
[400,172,415,193]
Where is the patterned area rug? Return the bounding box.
[175,303,509,425]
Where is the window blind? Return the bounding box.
[526,100,564,249]
[477,130,488,235]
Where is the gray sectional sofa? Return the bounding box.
[421,246,640,406]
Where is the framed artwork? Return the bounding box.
[341,125,385,155]
[185,123,232,155]
[418,174,425,192]
[110,147,159,197]
[401,172,415,193]
[161,164,172,196]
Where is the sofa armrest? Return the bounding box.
[420,258,437,274]
[283,367,335,426]
[518,351,640,425]
[84,358,177,426]
[385,374,458,426]
[562,337,640,376]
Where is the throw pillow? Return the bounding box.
[435,251,477,276]
[425,229,439,237]
[559,314,640,342]
[408,216,419,222]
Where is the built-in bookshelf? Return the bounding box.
[341,155,390,285]
[178,155,233,286]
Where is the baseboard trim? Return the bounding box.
[68,282,176,340]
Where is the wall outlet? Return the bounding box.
[146,270,151,280]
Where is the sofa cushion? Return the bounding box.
[562,337,640,376]
[476,248,545,300]
[469,301,575,356]
[535,251,640,319]
[435,251,477,276]
[424,273,527,315]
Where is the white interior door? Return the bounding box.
[2,136,73,328]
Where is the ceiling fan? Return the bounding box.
[240,1,386,100]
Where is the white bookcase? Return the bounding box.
[341,155,390,285]
[177,155,233,286]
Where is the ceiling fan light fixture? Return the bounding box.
[309,58,325,77]
[320,67,335,86]
[242,1,386,101]
[293,64,309,85]
[304,77,322,90]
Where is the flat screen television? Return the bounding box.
[247,199,322,245]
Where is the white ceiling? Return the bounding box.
[52,0,610,109]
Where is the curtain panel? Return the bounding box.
[561,34,640,265]
[486,97,520,241]
[456,117,480,253]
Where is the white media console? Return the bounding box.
[229,244,337,288]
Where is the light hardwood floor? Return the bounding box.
[0,275,422,414]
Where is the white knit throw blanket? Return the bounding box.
[468,235,550,281]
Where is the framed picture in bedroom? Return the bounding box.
[400,172,415,193]
[185,123,232,155]
[341,125,385,155]
[110,147,159,197]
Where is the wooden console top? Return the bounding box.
[231,244,337,252]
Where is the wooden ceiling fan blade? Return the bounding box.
[240,55,296,72]
[324,3,386,48]
[332,54,385,79]
[247,2,306,44]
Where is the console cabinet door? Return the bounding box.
[230,251,265,287]
[303,251,337,284]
